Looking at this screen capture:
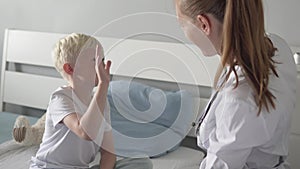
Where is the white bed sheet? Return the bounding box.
[151,146,204,169]
[0,140,38,169]
[0,140,204,169]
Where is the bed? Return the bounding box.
[0,29,214,169]
[0,29,299,169]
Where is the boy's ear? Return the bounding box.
[63,63,73,75]
[196,14,211,35]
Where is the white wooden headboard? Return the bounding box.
[0,28,219,114]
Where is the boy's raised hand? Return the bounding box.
[95,45,111,85]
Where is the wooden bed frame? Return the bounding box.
[0,28,299,168]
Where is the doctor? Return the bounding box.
[175,0,297,168]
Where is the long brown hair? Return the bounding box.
[179,0,278,115]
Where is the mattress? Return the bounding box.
[0,140,38,169]
[151,146,204,169]
[0,140,204,169]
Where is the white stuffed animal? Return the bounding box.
[12,114,46,146]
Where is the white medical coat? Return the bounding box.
[198,34,297,169]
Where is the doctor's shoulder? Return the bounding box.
[267,33,294,60]
[219,69,257,106]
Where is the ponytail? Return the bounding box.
[221,0,278,115]
[178,0,278,115]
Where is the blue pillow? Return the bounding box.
[108,80,194,157]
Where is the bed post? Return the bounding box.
[0,29,10,111]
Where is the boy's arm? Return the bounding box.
[62,82,109,140]
[63,50,112,140]
[99,131,116,169]
[62,113,91,140]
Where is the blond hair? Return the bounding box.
[52,33,100,79]
[179,0,278,115]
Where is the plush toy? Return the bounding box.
[12,114,46,146]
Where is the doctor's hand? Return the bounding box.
[95,45,112,85]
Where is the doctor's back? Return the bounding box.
[246,33,297,168]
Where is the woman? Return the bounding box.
[175,0,297,168]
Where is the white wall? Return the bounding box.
[0,0,299,83]
[0,0,185,83]
[264,0,300,46]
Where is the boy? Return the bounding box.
[30,33,152,169]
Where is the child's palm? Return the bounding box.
[95,45,111,84]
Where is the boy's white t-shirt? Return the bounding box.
[30,86,111,169]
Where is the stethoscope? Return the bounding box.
[192,67,227,136]
[192,90,219,136]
